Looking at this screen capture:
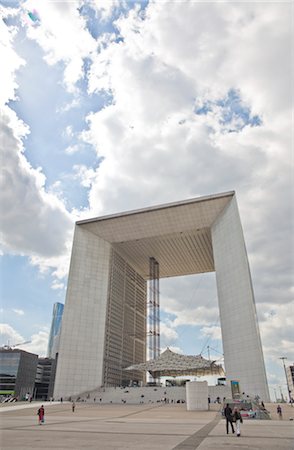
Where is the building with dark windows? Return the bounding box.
[47,302,64,359]
[0,348,38,399]
[35,358,57,400]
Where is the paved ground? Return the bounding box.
[0,402,293,449]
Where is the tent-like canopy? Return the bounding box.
[125,348,224,378]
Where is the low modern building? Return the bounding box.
[54,191,270,401]
[0,348,38,399]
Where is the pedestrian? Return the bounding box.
[72,401,75,412]
[224,403,235,434]
[37,405,45,425]
[277,405,282,419]
[233,407,243,436]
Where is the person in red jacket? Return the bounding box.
[37,405,45,425]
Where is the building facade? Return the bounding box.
[54,192,270,401]
[47,302,64,359]
[35,358,57,400]
[286,365,294,401]
[0,348,38,399]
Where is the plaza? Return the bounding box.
[0,402,293,449]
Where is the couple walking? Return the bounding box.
[224,403,243,436]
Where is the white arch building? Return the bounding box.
[54,191,270,401]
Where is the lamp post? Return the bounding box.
[279,357,293,407]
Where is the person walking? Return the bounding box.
[277,405,282,419]
[72,401,75,412]
[233,407,243,436]
[37,405,45,425]
[224,403,235,434]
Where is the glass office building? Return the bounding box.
[47,302,64,359]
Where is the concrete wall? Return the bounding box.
[211,197,270,402]
[208,385,231,403]
[54,226,111,398]
[74,386,186,404]
[73,384,231,406]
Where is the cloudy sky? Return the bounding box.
[0,0,293,401]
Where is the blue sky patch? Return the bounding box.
[195,89,262,132]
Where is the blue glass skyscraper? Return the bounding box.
[47,302,64,359]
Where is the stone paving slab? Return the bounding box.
[0,403,293,450]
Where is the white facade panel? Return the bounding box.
[211,197,270,402]
[54,226,111,398]
[186,381,208,410]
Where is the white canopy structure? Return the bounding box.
[125,348,224,378]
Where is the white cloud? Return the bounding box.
[22,0,97,92]
[0,323,48,357]
[0,323,24,347]
[171,306,220,328]
[73,164,98,188]
[0,6,25,104]
[201,326,222,342]
[0,106,74,260]
[12,309,25,316]
[88,0,124,22]
[63,125,74,139]
[80,10,291,317]
[22,330,49,357]
[65,144,80,155]
[57,98,80,113]
[160,274,219,328]
[258,302,294,362]
[51,280,65,290]
[0,9,75,281]
[160,322,178,348]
